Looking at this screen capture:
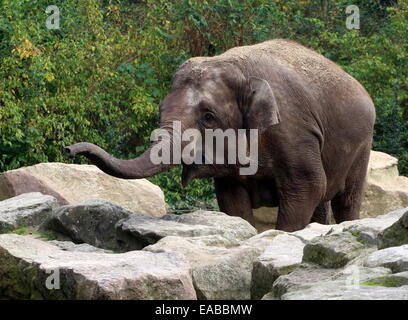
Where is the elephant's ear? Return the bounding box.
[245,77,281,132]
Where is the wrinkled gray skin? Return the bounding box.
[66,39,375,232]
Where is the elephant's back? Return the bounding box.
[222,39,359,94]
[183,39,375,132]
[228,40,375,130]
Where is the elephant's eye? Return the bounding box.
[201,112,216,126]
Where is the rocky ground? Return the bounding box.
[0,191,407,300]
[0,151,407,300]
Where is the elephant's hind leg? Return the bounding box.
[311,201,331,224]
[331,144,370,223]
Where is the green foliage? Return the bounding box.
[0,0,407,211]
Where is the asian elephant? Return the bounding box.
[65,39,376,232]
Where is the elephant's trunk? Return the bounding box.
[64,141,174,179]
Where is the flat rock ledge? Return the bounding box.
[0,192,58,233]
[41,202,257,252]
[0,234,196,300]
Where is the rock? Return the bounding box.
[117,210,257,251]
[144,235,259,300]
[342,217,401,246]
[40,200,133,251]
[364,245,408,272]
[334,266,392,282]
[271,265,338,299]
[0,193,58,233]
[117,215,221,251]
[253,207,278,232]
[378,209,408,249]
[0,234,196,300]
[279,281,408,300]
[360,271,408,287]
[251,234,305,299]
[42,203,256,252]
[241,229,284,251]
[162,210,257,241]
[326,224,346,235]
[291,223,334,242]
[376,207,408,220]
[48,240,113,253]
[303,232,369,268]
[265,266,393,300]
[361,151,408,219]
[0,162,166,218]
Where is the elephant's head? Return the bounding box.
[65,58,280,185]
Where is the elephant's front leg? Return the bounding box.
[275,161,327,232]
[214,177,255,226]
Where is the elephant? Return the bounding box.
[65,39,376,232]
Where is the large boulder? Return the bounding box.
[41,202,257,252]
[0,234,196,300]
[364,245,408,273]
[0,163,166,218]
[270,265,340,299]
[145,235,259,300]
[116,210,257,251]
[378,208,408,249]
[265,265,407,300]
[161,210,257,241]
[361,151,408,219]
[251,234,305,299]
[303,232,371,268]
[0,192,58,233]
[324,207,407,244]
[277,279,408,300]
[291,223,335,242]
[241,229,284,251]
[40,200,133,251]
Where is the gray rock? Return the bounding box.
[162,210,257,241]
[271,265,338,299]
[144,235,259,300]
[0,162,167,218]
[342,217,399,246]
[359,271,408,287]
[116,215,222,251]
[265,266,392,300]
[361,151,408,219]
[40,200,133,251]
[376,207,408,220]
[280,281,408,300]
[117,210,257,251]
[0,234,196,300]
[378,209,408,249]
[291,223,334,242]
[326,224,347,235]
[0,193,58,233]
[241,229,284,251]
[333,266,392,282]
[48,240,113,253]
[364,245,408,272]
[251,234,305,299]
[303,232,369,268]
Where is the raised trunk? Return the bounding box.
[64,141,174,179]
